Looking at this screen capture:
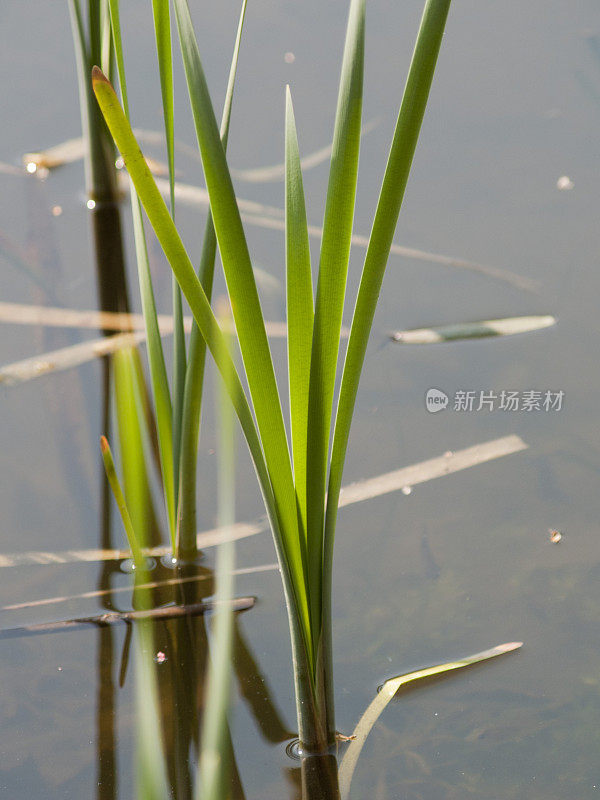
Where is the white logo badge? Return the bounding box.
[425,388,448,413]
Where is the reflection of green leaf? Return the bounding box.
[338,642,523,800]
[391,315,556,344]
[232,617,294,743]
[198,303,236,800]
[100,434,145,571]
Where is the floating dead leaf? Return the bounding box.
[0,332,144,386]
[338,642,523,800]
[18,135,537,290]
[337,435,527,508]
[549,529,562,544]
[0,435,527,568]
[0,303,293,385]
[23,137,85,170]
[0,562,278,612]
[0,161,24,177]
[391,315,556,344]
[146,178,537,291]
[23,135,169,175]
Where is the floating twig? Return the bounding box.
[0,563,278,612]
[0,597,255,640]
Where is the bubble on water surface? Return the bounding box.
[556,176,574,191]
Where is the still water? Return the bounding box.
[1,0,599,797]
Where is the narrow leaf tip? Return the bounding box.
[499,641,523,652]
[91,65,110,86]
[100,435,109,453]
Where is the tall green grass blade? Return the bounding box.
[106,0,127,109]
[171,0,310,651]
[92,70,312,654]
[305,0,365,637]
[113,348,156,548]
[171,289,186,510]
[285,86,313,536]
[87,0,113,80]
[315,0,452,746]
[177,0,248,560]
[150,0,175,214]
[88,0,101,69]
[338,642,523,800]
[68,0,93,195]
[100,0,113,78]
[150,0,187,500]
[197,304,236,800]
[107,0,177,547]
[325,0,452,639]
[100,435,145,570]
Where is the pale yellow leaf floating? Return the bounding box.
[18,135,535,290]
[0,435,526,568]
[0,332,145,385]
[391,315,556,344]
[338,641,523,800]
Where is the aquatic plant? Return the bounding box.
[93,0,452,757]
[93,0,453,756]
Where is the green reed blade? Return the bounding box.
[177,0,248,560]
[325,0,452,625]
[100,0,113,78]
[150,0,175,214]
[305,0,365,639]
[312,0,453,744]
[171,0,311,654]
[92,70,312,656]
[135,620,171,800]
[107,0,176,547]
[150,0,186,499]
[113,347,158,549]
[197,304,236,800]
[69,0,117,202]
[285,86,313,538]
[100,435,145,570]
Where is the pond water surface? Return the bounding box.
[1,1,599,798]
